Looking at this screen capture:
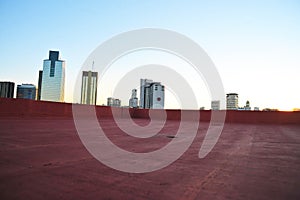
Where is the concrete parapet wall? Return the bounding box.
[0,98,299,124]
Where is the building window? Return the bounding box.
[50,66,55,77]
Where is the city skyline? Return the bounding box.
[0,48,297,110]
[0,1,299,110]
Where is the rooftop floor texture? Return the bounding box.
[0,98,299,199]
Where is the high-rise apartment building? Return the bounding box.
[226,93,239,110]
[80,71,98,105]
[129,89,138,108]
[107,97,121,107]
[140,79,164,109]
[16,84,36,100]
[140,79,153,108]
[0,81,14,98]
[40,51,65,102]
[211,100,220,110]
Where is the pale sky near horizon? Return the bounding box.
[0,0,299,110]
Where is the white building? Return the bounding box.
[40,51,65,102]
[81,71,98,105]
[149,82,165,109]
[140,79,164,109]
[211,100,220,110]
[129,89,138,108]
[107,97,121,107]
[226,93,238,110]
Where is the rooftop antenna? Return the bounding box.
[92,61,95,71]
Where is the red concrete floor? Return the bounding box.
[0,116,299,200]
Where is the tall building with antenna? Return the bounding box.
[80,62,98,105]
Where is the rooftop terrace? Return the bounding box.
[0,98,299,199]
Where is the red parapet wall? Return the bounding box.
[0,98,299,124]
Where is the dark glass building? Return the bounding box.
[0,81,15,98]
[17,84,36,100]
[37,70,43,100]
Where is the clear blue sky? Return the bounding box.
[0,0,299,110]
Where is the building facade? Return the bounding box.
[129,89,138,108]
[0,81,14,98]
[16,84,36,100]
[149,82,164,109]
[140,79,153,109]
[37,70,43,100]
[244,100,251,110]
[140,79,164,109]
[40,51,65,102]
[80,71,98,105]
[211,100,220,110]
[226,93,239,110]
[107,97,121,107]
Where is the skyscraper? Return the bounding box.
[80,71,98,105]
[37,70,43,100]
[40,51,65,102]
[129,89,138,108]
[0,81,14,98]
[140,79,164,109]
[16,84,36,100]
[226,93,239,110]
[140,79,153,108]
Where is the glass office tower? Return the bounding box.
[40,51,65,102]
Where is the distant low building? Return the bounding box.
[0,81,15,98]
[262,108,279,111]
[226,93,238,110]
[17,84,36,100]
[107,97,121,107]
[211,100,220,110]
[254,107,260,111]
[244,100,251,110]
